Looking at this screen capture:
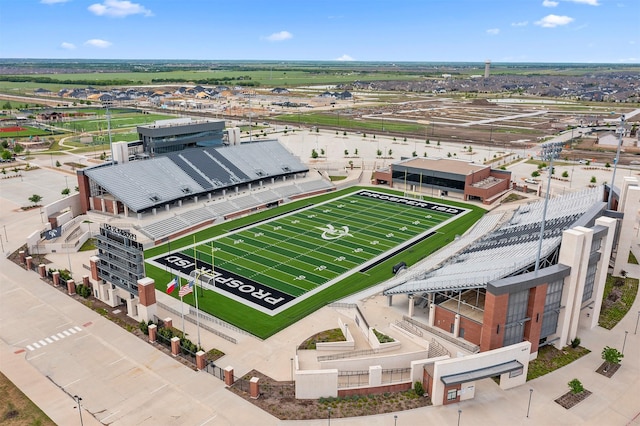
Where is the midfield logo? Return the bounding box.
[317,224,353,240]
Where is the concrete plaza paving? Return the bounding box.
[0,132,639,425]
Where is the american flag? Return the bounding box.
[179,281,194,298]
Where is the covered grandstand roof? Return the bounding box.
[84,140,308,212]
[384,187,605,296]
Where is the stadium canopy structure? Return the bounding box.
[78,140,308,214]
[384,187,606,296]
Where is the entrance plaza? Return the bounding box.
[1,129,639,425]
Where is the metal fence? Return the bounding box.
[203,361,225,381]
[337,368,412,389]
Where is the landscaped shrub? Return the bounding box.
[570,337,581,348]
[372,328,394,343]
[568,378,584,394]
[75,283,92,298]
[413,381,424,396]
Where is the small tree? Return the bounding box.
[28,194,42,206]
[531,170,540,178]
[601,346,623,372]
[586,160,590,166]
[311,149,318,159]
[447,152,452,158]
[343,131,347,136]
[61,187,70,197]
[55,160,61,167]
[354,148,358,155]
[568,378,584,394]
[437,141,440,146]
[403,137,407,142]
[562,170,569,178]
[413,381,425,397]
[412,151,417,157]
[388,149,393,156]
[590,176,597,184]
[344,149,349,156]
[377,149,382,156]
[426,139,430,145]
[605,162,610,168]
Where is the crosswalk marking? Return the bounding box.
[25,326,84,351]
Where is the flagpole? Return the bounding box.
[194,269,201,349]
[179,276,185,337]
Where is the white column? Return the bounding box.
[590,217,617,329]
[614,183,640,275]
[408,294,415,318]
[429,303,435,327]
[555,229,585,349]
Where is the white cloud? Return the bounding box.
[84,39,112,48]
[511,21,529,27]
[88,0,152,18]
[535,14,574,27]
[335,54,355,61]
[543,0,559,7]
[564,0,599,5]
[41,0,69,4]
[61,42,76,50]
[486,28,500,35]
[265,31,292,42]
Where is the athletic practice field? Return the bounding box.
[145,187,484,338]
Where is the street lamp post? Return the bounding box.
[622,330,628,355]
[327,407,331,426]
[457,409,462,426]
[635,311,640,335]
[73,395,84,426]
[394,414,398,426]
[527,388,533,418]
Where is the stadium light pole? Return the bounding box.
[535,141,563,271]
[607,115,625,210]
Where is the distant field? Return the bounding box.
[275,112,427,134]
[0,69,424,92]
[53,112,173,132]
[0,126,51,138]
[145,187,484,338]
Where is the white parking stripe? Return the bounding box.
[38,340,47,346]
[27,345,34,351]
[57,333,66,339]
[45,337,53,344]
[69,328,78,334]
[63,330,71,336]
[32,342,40,348]
[74,326,82,332]
[51,335,59,341]
[24,326,84,352]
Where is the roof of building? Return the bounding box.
[83,140,308,213]
[396,157,488,175]
[383,187,605,296]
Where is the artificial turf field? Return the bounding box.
[145,187,485,339]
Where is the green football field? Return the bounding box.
[145,187,484,339]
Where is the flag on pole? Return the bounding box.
[179,281,193,298]
[166,276,177,294]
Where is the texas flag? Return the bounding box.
[166,276,178,294]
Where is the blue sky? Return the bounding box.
[1,0,638,63]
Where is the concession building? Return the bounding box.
[373,157,511,204]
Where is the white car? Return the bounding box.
[524,178,538,185]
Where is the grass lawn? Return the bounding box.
[145,186,485,339]
[527,345,591,381]
[629,251,638,265]
[0,371,55,426]
[598,274,639,330]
